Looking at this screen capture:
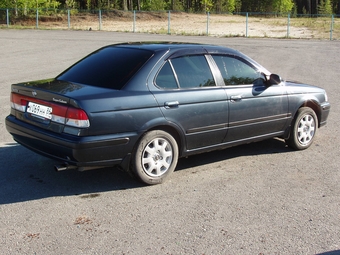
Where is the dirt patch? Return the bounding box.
[4,11,339,39]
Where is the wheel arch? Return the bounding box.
[284,99,321,140]
[147,125,184,157]
[299,99,322,127]
[136,118,186,157]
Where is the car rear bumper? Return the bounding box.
[5,115,136,168]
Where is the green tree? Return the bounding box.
[140,0,165,10]
[1,0,61,16]
[273,0,294,13]
[214,0,237,13]
[201,0,213,11]
[240,0,294,13]
[65,0,76,8]
[318,0,333,14]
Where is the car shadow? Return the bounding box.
[0,138,290,205]
[176,137,290,171]
[0,143,143,205]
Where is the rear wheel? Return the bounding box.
[130,130,178,185]
[286,107,318,150]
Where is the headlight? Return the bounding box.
[324,91,328,102]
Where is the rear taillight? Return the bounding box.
[65,108,90,128]
[10,93,90,128]
[11,93,28,112]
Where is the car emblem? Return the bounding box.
[32,91,37,97]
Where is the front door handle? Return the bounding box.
[164,101,179,108]
[230,95,242,102]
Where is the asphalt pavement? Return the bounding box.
[0,30,339,254]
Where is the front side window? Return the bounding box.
[212,55,262,85]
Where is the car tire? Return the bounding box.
[130,130,179,185]
[286,107,318,150]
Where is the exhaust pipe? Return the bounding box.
[54,164,78,172]
[54,164,102,172]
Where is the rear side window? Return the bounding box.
[212,55,261,85]
[171,55,215,88]
[155,62,178,89]
[57,47,153,90]
[155,55,215,89]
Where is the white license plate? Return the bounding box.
[27,102,52,120]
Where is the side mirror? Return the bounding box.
[268,74,282,85]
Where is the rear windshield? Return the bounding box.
[57,47,153,90]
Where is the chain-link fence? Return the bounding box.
[1,9,339,40]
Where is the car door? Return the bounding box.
[149,54,229,151]
[211,54,289,144]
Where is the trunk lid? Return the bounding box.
[10,79,116,135]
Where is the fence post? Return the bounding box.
[6,9,9,27]
[133,10,136,33]
[330,14,334,40]
[206,12,209,35]
[168,11,171,34]
[99,10,102,30]
[36,9,39,29]
[246,12,248,37]
[68,9,70,29]
[287,13,290,38]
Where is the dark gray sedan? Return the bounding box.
[5,43,330,184]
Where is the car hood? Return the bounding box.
[284,80,325,94]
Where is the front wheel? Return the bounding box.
[130,130,179,185]
[286,107,318,150]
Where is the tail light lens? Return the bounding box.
[11,93,28,112]
[10,93,90,128]
[65,107,90,128]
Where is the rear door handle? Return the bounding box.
[230,95,242,102]
[164,101,179,108]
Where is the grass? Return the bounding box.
[290,17,340,38]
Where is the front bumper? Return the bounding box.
[5,115,137,168]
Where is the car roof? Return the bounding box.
[97,42,269,75]
[106,42,240,55]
